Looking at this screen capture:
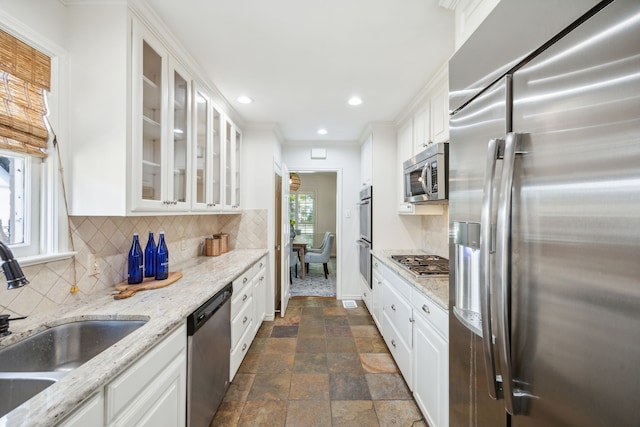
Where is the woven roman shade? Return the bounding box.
[0,28,51,158]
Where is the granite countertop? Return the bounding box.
[0,248,267,427]
[370,249,449,310]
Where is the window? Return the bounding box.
[289,192,315,246]
[0,27,65,262]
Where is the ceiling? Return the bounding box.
[146,0,455,142]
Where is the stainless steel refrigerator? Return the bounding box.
[448,0,640,425]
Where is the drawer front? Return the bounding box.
[372,256,385,276]
[254,256,267,275]
[384,268,412,301]
[233,269,255,295]
[231,295,253,348]
[383,282,413,347]
[106,324,186,423]
[231,284,253,319]
[230,319,254,381]
[412,288,448,339]
[382,311,413,390]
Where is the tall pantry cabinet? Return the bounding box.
[66,2,241,216]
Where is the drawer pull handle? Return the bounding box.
[243,294,248,302]
[242,343,247,352]
[391,304,396,311]
[243,277,248,284]
[375,262,378,267]
[391,339,397,348]
[243,316,248,324]
[422,304,430,314]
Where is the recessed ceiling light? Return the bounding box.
[348,96,363,106]
[317,128,328,135]
[237,96,253,104]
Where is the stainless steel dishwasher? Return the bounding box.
[187,282,232,427]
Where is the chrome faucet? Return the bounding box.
[0,241,29,289]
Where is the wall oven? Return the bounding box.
[403,142,449,203]
[357,185,372,289]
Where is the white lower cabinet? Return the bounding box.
[413,308,448,427]
[376,260,449,427]
[105,324,187,427]
[57,392,104,427]
[58,324,187,427]
[229,255,267,381]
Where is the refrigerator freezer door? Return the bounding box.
[510,0,640,425]
[449,77,510,427]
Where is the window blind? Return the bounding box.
[0,28,51,158]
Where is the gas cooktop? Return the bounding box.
[391,255,449,276]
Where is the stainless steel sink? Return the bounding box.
[0,375,58,418]
[0,319,147,372]
[0,319,147,418]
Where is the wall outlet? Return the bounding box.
[88,254,100,276]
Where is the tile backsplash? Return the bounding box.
[0,210,267,317]
[421,205,450,258]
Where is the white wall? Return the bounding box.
[242,125,283,319]
[293,172,336,255]
[283,143,361,299]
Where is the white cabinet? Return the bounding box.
[223,117,242,210]
[230,255,266,380]
[370,257,385,330]
[133,21,193,212]
[56,392,104,427]
[412,105,431,154]
[105,324,187,427]
[374,258,449,426]
[192,88,224,211]
[412,288,448,427]
[429,81,449,144]
[66,5,240,216]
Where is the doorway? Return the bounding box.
[274,172,282,313]
[289,171,338,297]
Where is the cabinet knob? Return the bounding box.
[391,339,397,348]
[391,304,396,311]
[243,316,248,324]
[243,277,248,283]
[422,304,430,314]
[409,317,415,323]
[364,292,367,297]
[242,343,247,352]
[374,263,378,267]
[242,294,248,302]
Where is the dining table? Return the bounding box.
[292,239,307,280]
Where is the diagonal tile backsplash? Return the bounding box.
[0,210,267,317]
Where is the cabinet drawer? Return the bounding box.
[382,311,413,390]
[254,256,267,274]
[384,269,412,300]
[231,295,253,348]
[105,324,186,423]
[233,269,254,295]
[412,289,448,339]
[230,318,254,381]
[383,282,413,347]
[372,256,385,275]
[231,283,253,319]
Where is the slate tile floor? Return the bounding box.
[212,297,428,426]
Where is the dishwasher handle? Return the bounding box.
[187,282,233,336]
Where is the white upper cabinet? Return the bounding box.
[192,88,224,211]
[66,4,240,216]
[133,22,192,212]
[360,134,373,187]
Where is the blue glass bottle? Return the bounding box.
[127,233,143,284]
[144,232,156,277]
[155,231,169,280]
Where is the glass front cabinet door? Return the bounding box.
[192,86,223,211]
[133,23,191,212]
[224,117,241,210]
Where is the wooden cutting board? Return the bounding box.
[113,271,183,300]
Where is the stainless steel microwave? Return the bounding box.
[403,142,449,203]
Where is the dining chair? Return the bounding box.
[289,238,300,283]
[304,233,334,279]
[306,231,331,254]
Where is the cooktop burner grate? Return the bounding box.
[391,255,449,276]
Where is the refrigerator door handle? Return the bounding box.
[495,132,522,415]
[480,137,504,400]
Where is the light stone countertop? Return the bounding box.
[371,249,449,310]
[0,248,267,427]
